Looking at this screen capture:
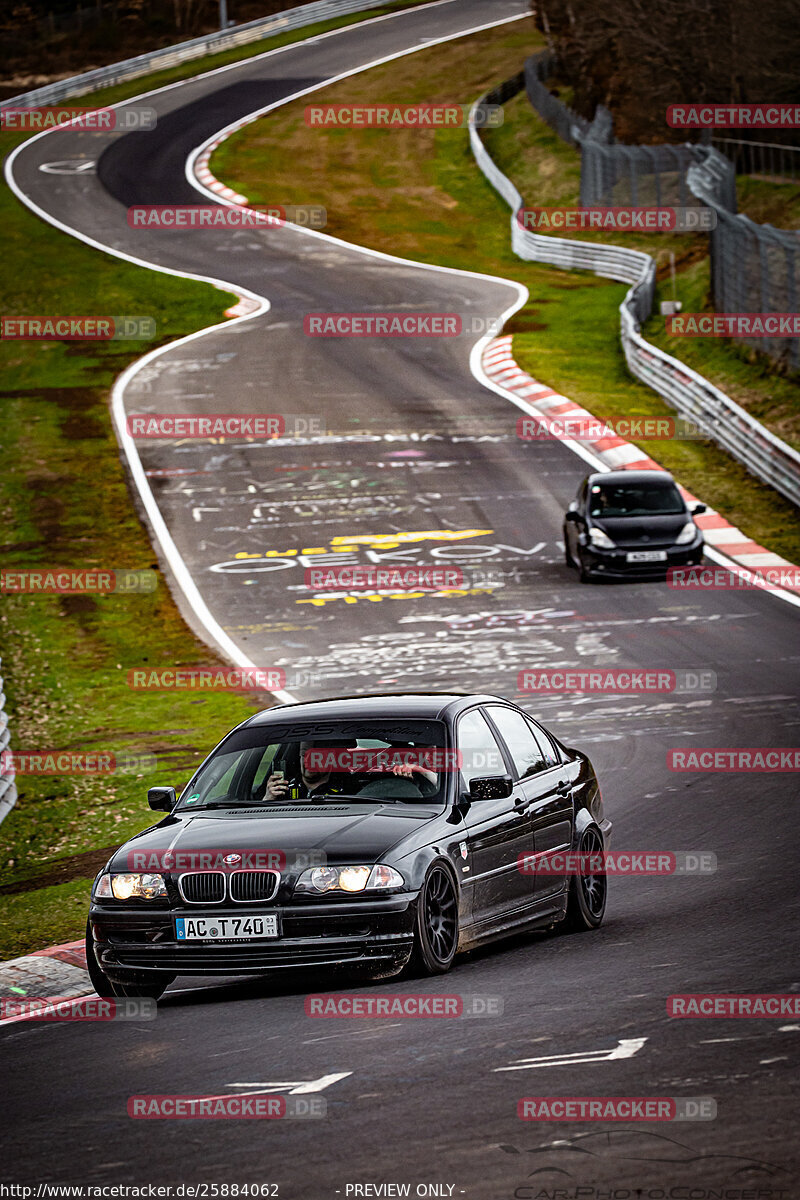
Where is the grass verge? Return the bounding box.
[211,21,800,562]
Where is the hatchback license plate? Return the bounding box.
[626,550,667,563]
[175,914,278,941]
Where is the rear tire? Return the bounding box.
[85,921,174,999]
[562,826,607,932]
[408,865,459,976]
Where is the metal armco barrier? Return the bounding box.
[0,0,410,110]
[524,51,799,373]
[469,83,800,510]
[0,657,17,826]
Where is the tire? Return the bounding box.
[562,529,573,567]
[577,553,594,584]
[85,921,174,1000]
[562,826,607,932]
[408,864,459,976]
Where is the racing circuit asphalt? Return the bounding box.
[3,0,800,1194]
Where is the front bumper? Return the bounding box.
[582,539,704,579]
[89,893,417,977]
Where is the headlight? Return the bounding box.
[675,521,697,545]
[106,873,168,900]
[295,864,404,894]
[589,527,616,549]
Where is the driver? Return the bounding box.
[264,740,351,801]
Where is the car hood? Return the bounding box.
[109,802,442,871]
[594,512,690,547]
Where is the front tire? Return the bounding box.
[85,920,174,999]
[408,865,459,975]
[577,553,594,584]
[562,826,607,932]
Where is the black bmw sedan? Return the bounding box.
[563,469,706,582]
[86,693,611,998]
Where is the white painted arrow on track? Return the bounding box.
[228,1072,352,1093]
[494,1037,647,1072]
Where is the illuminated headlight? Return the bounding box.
[589,527,616,550]
[95,873,168,900]
[295,864,404,894]
[675,521,697,545]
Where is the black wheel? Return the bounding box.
[562,826,607,932]
[409,865,459,975]
[85,921,174,999]
[577,552,594,584]
[562,529,573,567]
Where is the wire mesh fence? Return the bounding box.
[522,51,799,373]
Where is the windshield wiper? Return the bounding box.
[178,799,260,811]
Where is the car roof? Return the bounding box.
[242,693,510,727]
[586,469,676,485]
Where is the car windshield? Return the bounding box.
[589,482,684,518]
[178,718,449,811]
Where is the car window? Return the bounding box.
[588,481,684,517]
[525,718,560,767]
[457,709,507,784]
[485,706,547,778]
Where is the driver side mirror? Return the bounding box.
[692,503,707,515]
[148,786,177,812]
[564,510,581,524]
[467,774,514,801]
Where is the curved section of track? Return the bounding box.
[4,2,800,1191]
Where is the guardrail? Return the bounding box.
[469,80,800,510]
[0,0,410,110]
[712,138,800,183]
[0,656,17,827]
[522,50,798,374]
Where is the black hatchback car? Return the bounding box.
[87,693,611,998]
[563,469,706,582]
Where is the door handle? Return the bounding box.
[513,793,527,808]
[556,780,571,796]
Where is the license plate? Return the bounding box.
[175,914,279,941]
[626,550,667,563]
